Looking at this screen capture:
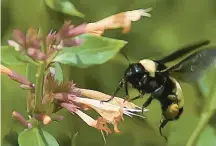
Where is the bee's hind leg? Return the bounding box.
[167,93,178,102]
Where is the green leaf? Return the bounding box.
[51,62,63,85]
[71,132,78,146]
[1,45,37,66]
[45,0,84,18]
[53,34,127,68]
[18,128,59,146]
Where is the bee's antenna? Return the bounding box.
[122,52,131,65]
[159,119,168,142]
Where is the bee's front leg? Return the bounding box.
[127,92,145,102]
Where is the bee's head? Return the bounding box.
[124,63,146,77]
[124,63,149,86]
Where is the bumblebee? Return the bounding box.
[102,40,216,140]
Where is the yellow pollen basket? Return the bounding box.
[164,103,179,120]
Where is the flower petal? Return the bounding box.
[8,40,22,51]
[74,97,123,133]
[75,109,97,126]
[74,110,112,134]
[75,88,140,109]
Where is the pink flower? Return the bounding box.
[8,28,47,61]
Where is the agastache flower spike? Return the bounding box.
[49,8,152,51]
[4,8,151,139]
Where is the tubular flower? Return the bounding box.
[74,97,124,133]
[70,89,147,134]
[1,65,33,89]
[86,8,152,36]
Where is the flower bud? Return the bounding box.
[34,113,52,125]
[13,29,26,47]
[12,111,32,128]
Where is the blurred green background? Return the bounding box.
[1,0,216,146]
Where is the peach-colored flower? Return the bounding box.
[75,88,140,109]
[73,94,147,134]
[86,8,152,35]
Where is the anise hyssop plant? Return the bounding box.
[1,2,152,145]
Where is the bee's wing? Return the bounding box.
[167,48,216,82]
[157,40,210,64]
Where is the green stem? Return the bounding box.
[186,73,216,146]
[34,62,46,111]
[32,0,49,113]
[39,0,49,52]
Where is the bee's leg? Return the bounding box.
[123,80,129,102]
[159,119,168,142]
[128,93,145,102]
[142,96,153,114]
[152,85,164,97]
[101,79,124,103]
[167,93,178,102]
[141,74,148,83]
